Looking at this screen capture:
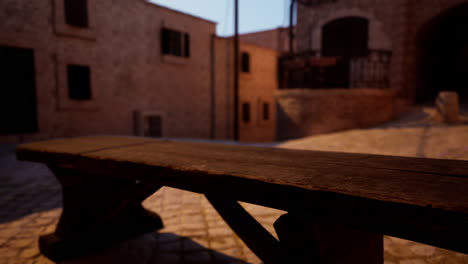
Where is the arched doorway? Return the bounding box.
[322,17,369,88]
[416,3,468,102]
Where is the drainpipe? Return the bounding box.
[233,0,239,141]
[289,0,295,54]
[210,34,216,139]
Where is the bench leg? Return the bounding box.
[40,166,164,261]
[206,196,282,264]
[274,213,383,264]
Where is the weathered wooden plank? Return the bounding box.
[18,135,468,176]
[17,136,468,176]
[16,136,154,155]
[16,136,468,214]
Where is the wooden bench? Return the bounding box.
[16,136,468,263]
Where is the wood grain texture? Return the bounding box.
[16,136,155,155]
[16,136,468,214]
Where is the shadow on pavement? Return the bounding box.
[0,143,62,223]
[63,232,250,264]
[1,144,253,263]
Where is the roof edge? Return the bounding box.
[144,1,217,25]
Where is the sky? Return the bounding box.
[149,0,292,36]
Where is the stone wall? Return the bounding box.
[276,89,397,140]
[295,0,467,101]
[296,0,407,95]
[215,38,278,142]
[0,0,216,142]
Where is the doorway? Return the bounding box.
[0,46,38,134]
[416,3,468,102]
[145,115,162,137]
[322,17,369,88]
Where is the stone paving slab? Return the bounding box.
[1,107,468,263]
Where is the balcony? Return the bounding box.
[279,49,392,89]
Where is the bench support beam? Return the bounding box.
[206,195,282,264]
[40,166,164,261]
[274,213,383,264]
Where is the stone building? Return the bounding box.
[294,0,468,102]
[5,1,463,143]
[276,0,468,139]
[0,0,217,142]
[215,37,278,142]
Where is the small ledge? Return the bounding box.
[162,55,188,65]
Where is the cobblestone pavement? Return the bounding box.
[1,106,468,264]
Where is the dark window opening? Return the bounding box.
[67,64,91,100]
[0,46,38,134]
[184,33,190,57]
[161,28,170,54]
[241,52,250,73]
[171,30,182,57]
[146,115,162,137]
[263,103,270,121]
[242,103,250,123]
[161,28,190,58]
[64,0,89,28]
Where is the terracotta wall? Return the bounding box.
[215,38,278,142]
[238,43,278,142]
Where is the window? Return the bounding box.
[241,52,250,73]
[242,103,250,123]
[146,115,162,137]
[67,64,91,100]
[64,0,89,28]
[263,103,270,120]
[161,28,190,57]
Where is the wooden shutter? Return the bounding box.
[184,33,190,57]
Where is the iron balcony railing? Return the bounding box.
[279,49,392,89]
